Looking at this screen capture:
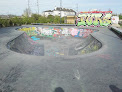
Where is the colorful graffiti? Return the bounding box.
[19,27,98,40]
[76,11,112,27]
[6,27,102,57]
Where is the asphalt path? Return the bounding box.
[0,25,122,92]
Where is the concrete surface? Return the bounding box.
[0,25,122,92]
[7,28,101,56]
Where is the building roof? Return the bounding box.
[44,10,53,12]
[44,7,76,12]
[54,7,75,12]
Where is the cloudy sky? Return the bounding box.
[0,0,122,15]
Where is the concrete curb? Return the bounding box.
[110,26,122,39]
[31,23,76,26]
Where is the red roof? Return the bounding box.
[80,11,112,13]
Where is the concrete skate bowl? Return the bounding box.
[7,27,102,56]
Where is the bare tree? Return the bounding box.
[23,8,32,17]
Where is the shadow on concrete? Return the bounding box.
[54,87,64,92]
[109,85,122,92]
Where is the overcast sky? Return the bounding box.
[0,0,122,15]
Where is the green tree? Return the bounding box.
[31,14,40,22]
[61,17,64,24]
[53,16,60,24]
[0,17,2,27]
[11,17,21,26]
[38,16,47,23]
[0,19,10,27]
[119,15,122,19]
[47,15,54,23]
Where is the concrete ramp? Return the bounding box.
[7,33,44,56]
[7,27,102,56]
[69,35,102,55]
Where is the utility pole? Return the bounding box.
[37,0,39,15]
[60,0,62,24]
[28,0,30,17]
[76,4,78,13]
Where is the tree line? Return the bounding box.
[0,14,65,27]
[0,14,122,27]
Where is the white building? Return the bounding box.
[42,7,76,17]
